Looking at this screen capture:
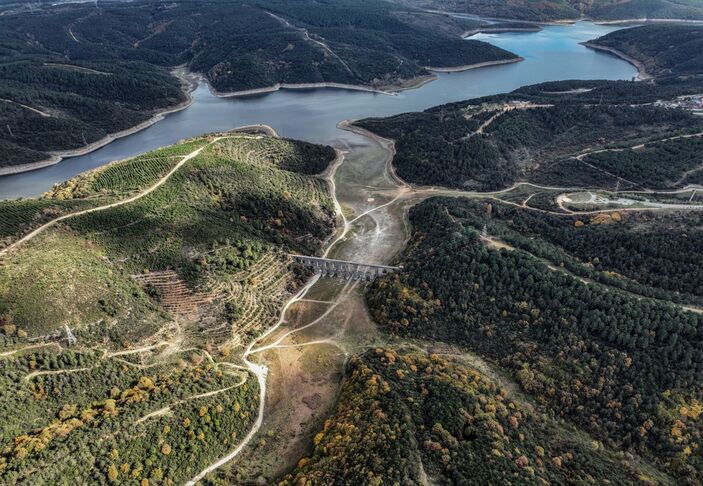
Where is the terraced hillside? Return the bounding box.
[0,132,337,484]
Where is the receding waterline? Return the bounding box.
[0,21,637,200]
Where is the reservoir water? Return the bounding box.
[0,21,636,199]
[0,19,642,478]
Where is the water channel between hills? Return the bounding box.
[225,22,639,478]
[1,21,641,479]
[0,21,636,200]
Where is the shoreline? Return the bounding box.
[0,70,196,177]
[434,9,703,26]
[208,74,441,98]
[426,56,524,73]
[338,119,406,188]
[593,18,703,25]
[464,27,541,36]
[211,81,397,98]
[581,42,652,80]
[231,124,279,138]
[424,9,577,26]
[0,54,518,177]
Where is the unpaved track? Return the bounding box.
[0,135,272,257]
[573,130,703,191]
[186,146,356,484]
[0,144,206,257]
[24,366,93,381]
[0,342,62,358]
[135,374,248,425]
[266,11,355,77]
[0,98,51,117]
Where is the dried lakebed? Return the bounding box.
[1,21,652,483]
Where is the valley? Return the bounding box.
[1,13,702,486]
[390,0,703,22]
[0,0,518,173]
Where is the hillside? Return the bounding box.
[281,348,672,485]
[0,132,337,484]
[366,198,703,482]
[587,24,703,78]
[355,95,703,191]
[392,0,703,21]
[354,24,703,192]
[0,0,517,172]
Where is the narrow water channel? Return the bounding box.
[4,22,640,480]
[198,22,640,480]
[0,21,636,200]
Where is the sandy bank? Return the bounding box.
[211,81,396,98]
[231,124,279,138]
[581,42,652,81]
[338,119,405,188]
[464,27,541,36]
[425,56,523,73]
[209,74,441,98]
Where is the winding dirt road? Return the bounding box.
[0,145,206,257]
[7,119,703,483]
[0,135,284,258]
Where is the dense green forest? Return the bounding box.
[281,348,671,485]
[391,0,703,21]
[580,136,703,189]
[590,24,703,78]
[423,197,703,303]
[356,24,703,191]
[366,197,703,482]
[0,0,516,170]
[0,133,338,483]
[356,100,703,190]
[0,59,187,168]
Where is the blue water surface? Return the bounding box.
[0,21,636,199]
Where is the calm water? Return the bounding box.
[0,21,636,199]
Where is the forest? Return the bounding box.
[0,59,186,168]
[0,0,516,170]
[580,136,703,189]
[424,196,703,304]
[281,348,672,485]
[391,0,703,21]
[0,346,261,485]
[590,24,703,78]
[0,133,338,483]
[366,197,703,482]
[356,100,703,190]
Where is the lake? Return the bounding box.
[0,21,637,199]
